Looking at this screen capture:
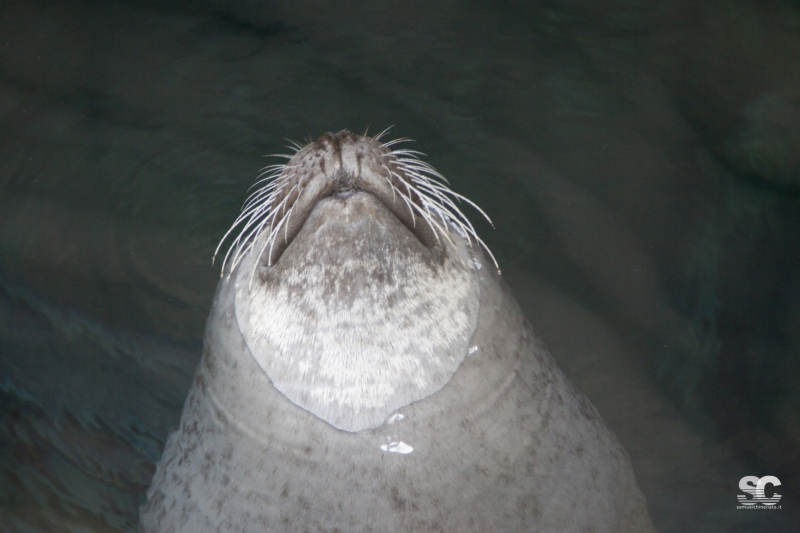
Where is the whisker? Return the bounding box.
[215,131,499,278]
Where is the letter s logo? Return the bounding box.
[738,476,759,506]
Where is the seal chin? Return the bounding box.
[234,189,481,432]
[265,190,448,276]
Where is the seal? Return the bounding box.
[139,130,655,532]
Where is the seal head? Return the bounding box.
[142,130,655,532]
[216,130,494,432]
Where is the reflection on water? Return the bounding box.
[1,0,799,531]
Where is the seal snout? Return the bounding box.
[254,130,436,265]
[306,130,439,250]
[215,129,495,278]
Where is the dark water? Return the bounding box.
[1,0,799,531]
